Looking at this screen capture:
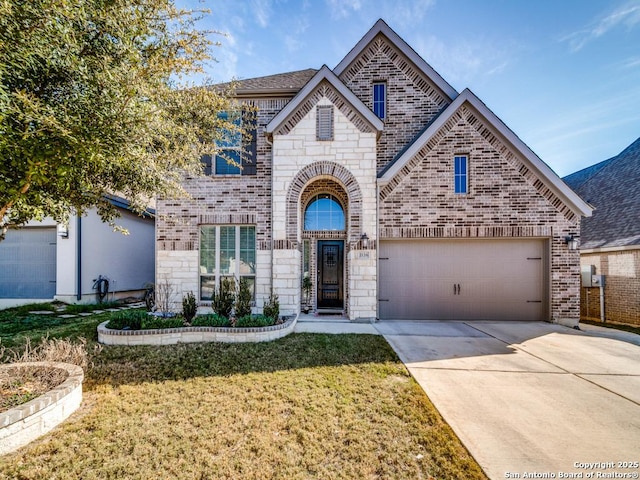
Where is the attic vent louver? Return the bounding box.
[316,105,334,141]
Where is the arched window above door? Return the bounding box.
[304,194,345,231]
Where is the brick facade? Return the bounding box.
[338,34,451,171]
[580,249,640,326]
[155,20,587,324]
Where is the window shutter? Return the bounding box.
[201,154,212,176]
[241,110,257,176]
[316,105,333,141]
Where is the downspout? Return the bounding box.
[76,215,82,301]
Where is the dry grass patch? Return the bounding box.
[0,366,66,412]
[0,334,487,480]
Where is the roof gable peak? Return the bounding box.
[334,18,458,101]
[265,65,383,137]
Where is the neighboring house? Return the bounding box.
[563,138,640,326]
[0,195,155,308]
[156,19,592,325]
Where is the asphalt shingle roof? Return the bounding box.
[563,137,640,249]
[218,68,318,96]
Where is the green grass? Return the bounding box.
[0,304,109,349]
[0,306,487,480]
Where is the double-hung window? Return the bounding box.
[202,109,257,176]
[373,82,386,120]
[454,155,468,194]
[199,225,256,301]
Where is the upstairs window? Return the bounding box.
[373,82,386,120]
[202,109,257,176]
[454,155,468,194]
[316,105,334,141]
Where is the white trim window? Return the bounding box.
[373,81,386,120]
[454,155,468,194]
[199,225,256,301]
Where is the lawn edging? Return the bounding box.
[0,362,84,456]
[97,314,298,345]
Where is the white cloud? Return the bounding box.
[413,34,511,87]
[380,0,437,28]
[284,16,310,53]
[251,0,274,28]
[561,0,640,52]
[326,0,362,20]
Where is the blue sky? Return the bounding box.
[177,0,640,177]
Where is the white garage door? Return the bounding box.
[0,228,57,299]
[379,239,547,321]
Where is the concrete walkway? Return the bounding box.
[376,320,640,480]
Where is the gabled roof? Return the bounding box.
[334,19,458,101]
[563,137,640,248]
[265,65,384,137]
[379,88,593,219]
[216,69,318,98]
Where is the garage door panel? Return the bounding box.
[379,239,546,321]
[0,228,56,299]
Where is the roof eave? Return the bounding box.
[233,87,302,99]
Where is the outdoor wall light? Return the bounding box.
[57,223,69,238]
[563,234,579,251]
[361,233,369,249]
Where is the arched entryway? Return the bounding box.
[301,180,348,311]
[286,162,364,314]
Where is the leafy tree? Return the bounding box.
[0,0,247,238]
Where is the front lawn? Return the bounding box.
[0,306,486,479]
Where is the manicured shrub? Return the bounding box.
[142,316,184,330]
[235,314,275,328]
[106,310,146,330]
[235,278,252,319]
[263,294,279,322]
[182,291,198,326]
[192,313,232,327]
[212,278,235,318]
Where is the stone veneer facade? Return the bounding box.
[155,20,587,324]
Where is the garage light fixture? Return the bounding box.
[563,234,579,251]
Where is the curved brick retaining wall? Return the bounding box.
[97,315,297,345]
[0,362,84,456]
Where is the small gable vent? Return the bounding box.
[316,105,334,141]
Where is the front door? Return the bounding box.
[317,240,344,310]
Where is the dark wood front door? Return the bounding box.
[317,240,344,310]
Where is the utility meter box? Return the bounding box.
[581,265,596,287]
[592,275,606,287]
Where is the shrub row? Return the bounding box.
[106,310,281,331]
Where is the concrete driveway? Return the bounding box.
[375,321,640,480]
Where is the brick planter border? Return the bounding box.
[97,315,297,345]
[0,362,84,456]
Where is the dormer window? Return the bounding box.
[316,105,334,141]
[373,81,386,120]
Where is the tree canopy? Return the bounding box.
[0,0,242,237]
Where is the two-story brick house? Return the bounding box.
[156,19,592,325]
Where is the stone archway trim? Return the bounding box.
[286,162,363,243]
